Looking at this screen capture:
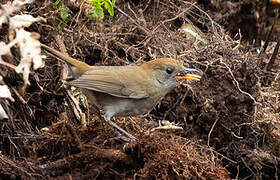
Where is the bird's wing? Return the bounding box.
[69,66,151,99]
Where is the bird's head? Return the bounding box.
[140,58,201,91]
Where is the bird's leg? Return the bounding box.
[104,116,136,141]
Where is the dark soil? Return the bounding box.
[0,0,279,179]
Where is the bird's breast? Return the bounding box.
[86,90,164,118]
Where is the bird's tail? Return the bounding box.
[41,43,91,75]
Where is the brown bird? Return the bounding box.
[41,44,201,140]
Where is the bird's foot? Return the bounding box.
[151,120,183,132]
[106,120,136,141]
[103,131,134,145]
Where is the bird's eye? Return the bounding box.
[166,67,173,74]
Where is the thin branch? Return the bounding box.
[0,59,16,70]
[53,36,87,128]
[220,60,259,105]
[266,39,279,71]
[207,117,218,146]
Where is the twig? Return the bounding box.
[241,157,255,178]
[0,103,8,120]
[0,59,16,70]
[207,116,218,146]
[35,145,134,172]
[193,142,237,164]
[266,39,279,71]
[258,16,276,57]
[11,87,27,104]
[8,136,20,157]
[64,121,83,150]
[116,7,149,35]
[274,156,278,180]
[53,36,87,128]
[0,154,32,177]
[181,1,224,38]
[220,60,259,105]
[151,4,195,34]
[275,71,279,81]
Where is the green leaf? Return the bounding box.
[89,9,98,19]
[58,22,67,31]
[90,0,102,7]
[90,0,115,18]
[53,0,62,9]
[89,7,104,19]
[95,6,104,19]
[60,9,69,22]
[104,0,114,16]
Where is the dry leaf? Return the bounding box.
[15,29,44,85]
[10,14,40,29]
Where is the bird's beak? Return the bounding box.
[175,68,201,81]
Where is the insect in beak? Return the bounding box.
[175,68,201,81]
